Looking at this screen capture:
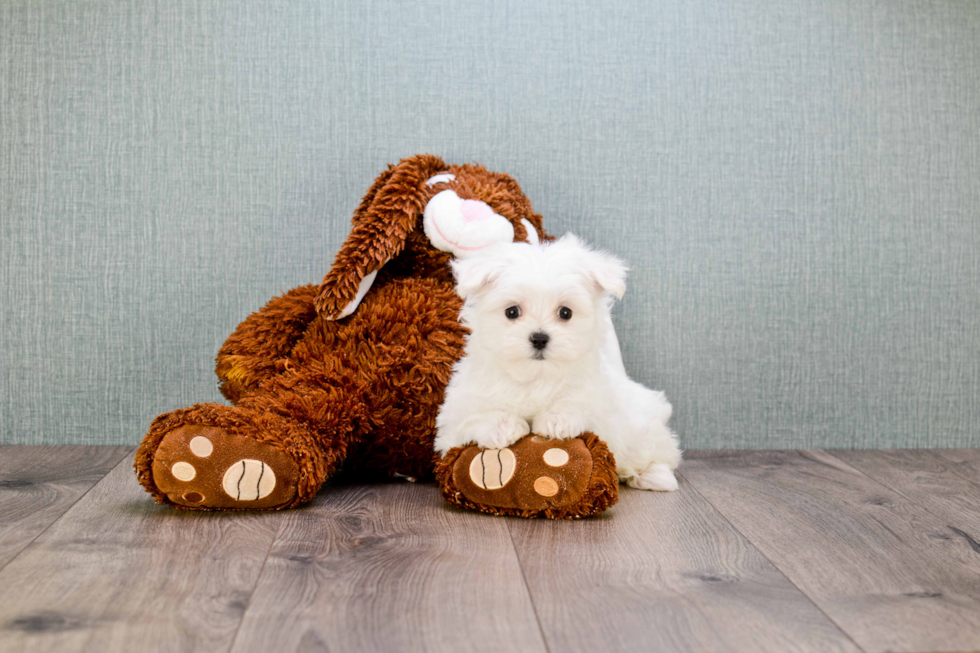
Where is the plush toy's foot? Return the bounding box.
[135,405,329,511]
[435,432,618,519]
[149,425,300,509]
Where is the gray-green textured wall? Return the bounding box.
[2,1,979,448]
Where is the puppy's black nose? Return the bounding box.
[530,332,550,350]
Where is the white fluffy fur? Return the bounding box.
[435,235,682,491]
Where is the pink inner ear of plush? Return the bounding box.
[460,199,494,223]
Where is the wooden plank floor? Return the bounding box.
[0,447,977,653]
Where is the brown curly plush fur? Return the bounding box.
[134,154,615,518]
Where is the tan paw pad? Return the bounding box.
[171,462,196,481]
[533,476,559,497]
[468,448,517,490]
[189,436,213,457]
[542,448,569,467]
[222,459,276,501]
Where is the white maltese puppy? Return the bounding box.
[435,234,681,491]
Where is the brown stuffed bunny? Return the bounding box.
[135,154,618,518]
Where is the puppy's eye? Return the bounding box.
[505,306,521,320]
[558,306,573,320]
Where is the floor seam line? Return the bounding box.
[225,512,290,653]
[505,521,553,653]
[0,446,134,577]
[678,463,869,653]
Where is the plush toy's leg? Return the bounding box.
[435,433,619,519]
[135,402,340,510]
[136,363,368,511]
[215,284,319,403]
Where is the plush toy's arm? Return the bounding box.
[216,284,319,402]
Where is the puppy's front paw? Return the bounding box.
[627,463,679,492]
[532,412,588,440]
[459,412,531,450]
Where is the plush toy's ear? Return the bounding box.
[451,250,509,300]
[315,154,449,319]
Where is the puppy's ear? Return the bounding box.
[587,250,628,299]
[562,234,628,300]
[451,252,507,300]
[315,154,449,319]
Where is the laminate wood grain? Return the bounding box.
[933,447,980,469]
[2,446,978,653]
[508,475,861,653]
[229,481,548,653]
[0,445,131,570]
[0,453,283,653]
[682,450,980,653]
[833,449,980,537]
